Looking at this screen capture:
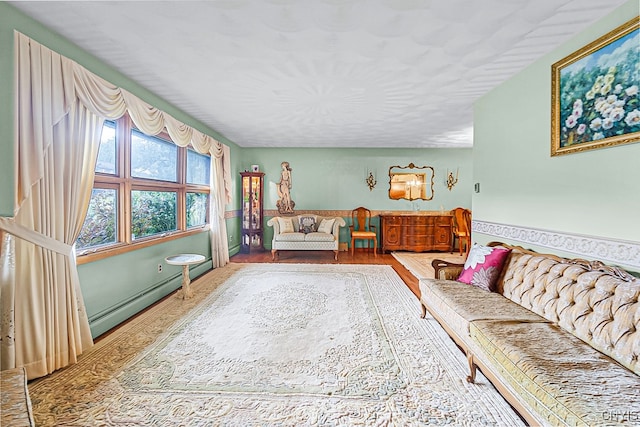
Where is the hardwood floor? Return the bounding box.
[230,249,421,299]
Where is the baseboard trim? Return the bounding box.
[472,220,640,270]
[88,261,213,338]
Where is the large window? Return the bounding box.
[77,115,210,261]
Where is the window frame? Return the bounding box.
[77,114,210,264]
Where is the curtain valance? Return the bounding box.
[14,31,232,214]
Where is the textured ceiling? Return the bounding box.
[10,0,628,148]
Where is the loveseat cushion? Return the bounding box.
[277,217,296,233]
[419,279,547,339]
[470,320,640,426]
[304,232,335,242]
[274,232,305,242]
[317,218,336,234]
[298,215,317,233]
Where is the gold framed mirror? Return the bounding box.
[388,163,434,201]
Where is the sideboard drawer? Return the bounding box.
[379,213,453,253]
[404,216,432,226]
[405,235,434,247]
[385,216,404,226]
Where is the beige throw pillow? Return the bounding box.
[317,218,335,234]
[277,217,295,233]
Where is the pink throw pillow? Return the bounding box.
[457,244,511,292]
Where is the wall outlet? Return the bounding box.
[157,263,163,273]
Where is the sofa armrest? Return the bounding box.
[431,259,465,280]
[332,217,346,235]
[267,217,280,235]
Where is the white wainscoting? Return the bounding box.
[472,220,640,270]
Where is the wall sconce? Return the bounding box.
[365,171,377,191]
[446,168,459,191]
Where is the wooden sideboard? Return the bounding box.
[379,212,453,253]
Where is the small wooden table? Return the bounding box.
[165,253,205,299]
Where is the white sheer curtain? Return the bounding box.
[0,32,232,379]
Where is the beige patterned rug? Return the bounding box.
[391,251,466,279]
[29,263,523,426]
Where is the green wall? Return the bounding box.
[473,0,639,272]
[240,147,473,249]
[79,233,212,337]
[243,148,471,212]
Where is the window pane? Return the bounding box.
[96,121,116,174]
[187,192,208,227]
[131,190,177,239]
[77,188,117,249]
[131,130,177,182]
[186,150,210,185]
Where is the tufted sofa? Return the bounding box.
[419,242,640,426]
[267,214,346,260]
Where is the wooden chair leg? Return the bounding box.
[351,237,355,256]
[271,249,277,261]
[420,303,427,319]
[466,353,477,383]
[373,237,377,257]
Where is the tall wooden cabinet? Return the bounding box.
[379,212,453,253]
[240,172,265,253]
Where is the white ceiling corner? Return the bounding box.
[9,0,629,148]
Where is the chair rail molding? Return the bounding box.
[472,220,640,270]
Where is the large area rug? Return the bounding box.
[29,263,523,426]
[391,251,466,279]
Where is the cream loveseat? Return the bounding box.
[419,243,640,426]
[267,214,346,260]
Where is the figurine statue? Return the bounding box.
[276,161,295,214]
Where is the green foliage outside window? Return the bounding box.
[131,190,177,239]
[77,117,211,254]
[77,188,117,249]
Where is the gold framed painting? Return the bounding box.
[551,17,639,156]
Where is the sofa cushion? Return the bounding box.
[274,232,305,242]
[298,215,317,233]
[317,218,336,234]
[498,250,640,375]
[277,217,295,233]
[470,320,640,426]
[458,244,511,291]
[419,279,547,339]
[304,232,335,242]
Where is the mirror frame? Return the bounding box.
[388,163,435,201]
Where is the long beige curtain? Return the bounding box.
[0,32,232,379]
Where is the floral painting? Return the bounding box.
[551,18,639,156]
